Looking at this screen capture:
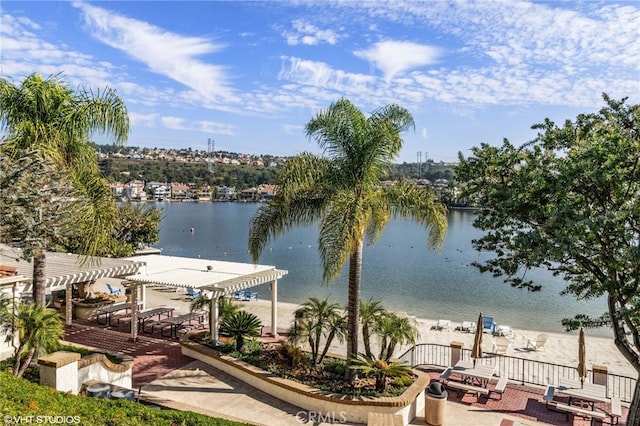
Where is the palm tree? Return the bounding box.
[360,298,386,358]
[288,297,345,366]
[350,353,412,393]
[220,310,262,352]
[375,313,419,361]
[0,301,64,377]
[249,98,447,380]
[0,73,129,306]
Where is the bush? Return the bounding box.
[0,371,249,425]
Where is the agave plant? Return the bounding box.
[350,353,412,393]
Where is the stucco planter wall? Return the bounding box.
[180,338,427,425]
[72,300,114,320]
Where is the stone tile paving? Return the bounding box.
[423,369,628,426]
[63,324,194,388]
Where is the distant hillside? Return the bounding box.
[95,144,456,189]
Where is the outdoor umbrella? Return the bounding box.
[471,312,484,366]
[577,327,588,387]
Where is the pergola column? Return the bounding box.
[270,279,278,337]
[210,295,219,344]
[130,284,139,341]
[65,282,73,326]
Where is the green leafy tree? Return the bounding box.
[0,73,129,306]
[360,298,386,359]
[220,310,262,352]
[249,99,447,380]
[1,301,64,377]
[288,297,346,366]
[374,313,419,361]
[456,95,640,422]
[350,354,412,393]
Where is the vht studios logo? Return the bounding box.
[295,411,347,424]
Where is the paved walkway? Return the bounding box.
[62,324,628,426]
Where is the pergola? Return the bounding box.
[0,244,145,325]
[124,254,288,342]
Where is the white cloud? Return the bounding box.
[198,121,236,135]
[73,2,236,102]
[161,116,187,130]
[283,19,342,46]
[284,124,304,135]
[279,56,375,91]
[354,41,441,82]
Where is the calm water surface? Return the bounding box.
[151,202,609,336]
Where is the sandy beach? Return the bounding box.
[97,279,637,379]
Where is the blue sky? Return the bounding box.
[1,1,639,163]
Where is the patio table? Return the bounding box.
[558,378,608,409]
[137,307,174,332]
[95,303,132,326]
[452,360,497,388]
[155,311,207,338]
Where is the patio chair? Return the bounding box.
[243,289,257,301]
[492,336,511,354]
[527,334,548,351]
[186,287,201,299]
[482,315,496,334]
[106,283,122,296]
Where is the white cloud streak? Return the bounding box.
[354,41,441,82]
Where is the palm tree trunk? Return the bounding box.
[319,331,336,364]
[32,250,46,307]
[363,324,373,358]
[345,240,363,381]
[15,348,36,378]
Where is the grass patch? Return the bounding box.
[0,371,250,426]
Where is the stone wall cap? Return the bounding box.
[38,351,81,367]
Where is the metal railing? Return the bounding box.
[400,343,637,403]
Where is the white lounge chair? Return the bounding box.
[493,336,511,354]
[527,334,548,351]
[461,321,476,333]
[436,319,452,331]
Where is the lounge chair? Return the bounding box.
[106,283,122,296]
[495,324,513,337]
[243,289,257,301]
[482,316,496,335]
[527,334,548,351]
[435,319,452,331]
[461,321,476,333]
[186,287,201,299]
[492,336,511,354]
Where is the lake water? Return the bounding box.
[151,201,609,336]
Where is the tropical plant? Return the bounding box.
[455,94,640,423]
[0,73,129,306]
[349,353,412,392]
[374,313,419,361]
[219,310,262,352]
[0,301,64,377]
[360,298,386,359]
[249,99,448,380]
[288,297,346,366]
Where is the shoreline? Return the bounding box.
[102,280,635,379]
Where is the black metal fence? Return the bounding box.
[399,343,636,403]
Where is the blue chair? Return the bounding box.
[106,283,122,296]
[233,291,244,300]
[186,287,201,299]
[482,315,496,335]
[243,289,257,301]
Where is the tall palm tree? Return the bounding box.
[249,98,447,380]
[0,73,129,306]
[360,298,386,358]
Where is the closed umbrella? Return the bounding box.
[577,327,588,387]
[471,312,484,366]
